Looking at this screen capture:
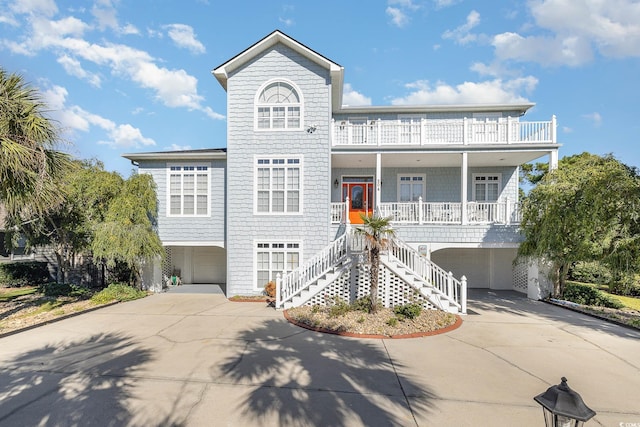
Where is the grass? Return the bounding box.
[0,287,37,302]
[566,280,640,311]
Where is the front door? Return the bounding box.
[342,179,374,224]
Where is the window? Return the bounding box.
[256,157,302,214]
[473,174,501,201]
[256,242,301,288]
[398,174,425,202]
[256,81,302,130]
[168,164,209,216]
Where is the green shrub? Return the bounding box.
[568,261,612,284]
[609,275,640,297]
[38,282,90,298]
[563,283,624,309]
[327,296,351,317]
[0,261,50,287]
[90,283,147,305]
[351,296,374,313]
[393,303,423,320]
[386,317,398,327]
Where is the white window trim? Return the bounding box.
[166,162,211,217]
[396,173,426,202]
[254,78,304,132]
[253,155,304,215]
[471,173,502,201]
[253,239,303,290]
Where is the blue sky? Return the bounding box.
[2,0,639,177]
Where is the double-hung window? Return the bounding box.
[255,81,302,130]
[256,157,301,214]
[168,164,209,216]
[398,174,426,202]
[473,174,501,202]
[256,242,301,288]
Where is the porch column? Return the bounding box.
[461,152,468,225]
[549,149,559,171]
[376,152,382,214]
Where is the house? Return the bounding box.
[124,30,559,313]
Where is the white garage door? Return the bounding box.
[192,247,226,283]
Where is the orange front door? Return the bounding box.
[343,182,374,224]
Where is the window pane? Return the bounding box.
[273,168,285,189]
[257,191,269,212]
[272,252,285,271]
[257,107,270,129]
[197,174,208,192]
[258,168,270,190]
[272,191,285,212]
[412,183,423,201]
[183,174,194,195]
[400,183,410,202]
[287,168,299,189]
[487,183,499,201]
[170,195,181,215]
[287,252,299,270]
[273,107,285,128]
[287,107,300,128]
[287,191,299,212]
[197,195,207,215]
[257,271,269,287]
[475,183,486,201]
[257,252,269,270]
[184,195,194,214]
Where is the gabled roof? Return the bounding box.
[212,30,344,110]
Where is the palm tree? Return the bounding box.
[0,68,72,217]
[355,213,396,313]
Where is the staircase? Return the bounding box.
[275,229,467,314]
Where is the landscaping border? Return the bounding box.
[283,310,463,339]
[0,301,120,339]
[544,299,640,332]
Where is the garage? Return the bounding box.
[431,247,517,289]
[168,246,226,285]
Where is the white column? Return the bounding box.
[461,152,468,225]
[549,149,559,170]
[376,152,382,214]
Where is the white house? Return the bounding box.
[124,30,559,314]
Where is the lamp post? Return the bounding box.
[534,377,596,427]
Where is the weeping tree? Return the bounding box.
[355,214,396,313]
[0,68,72,218]
[519,153,640,297]
[92,173,164,289]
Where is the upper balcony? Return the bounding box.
[331,116,556,147]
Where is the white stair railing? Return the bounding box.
[276,231,349,308]
[388,237,467,314]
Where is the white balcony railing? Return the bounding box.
[331,116,556,146]
[331,199,521,225]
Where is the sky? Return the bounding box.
[2,0,639,177]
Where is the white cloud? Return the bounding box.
[433,0,460,8]
[279,17,294,27]
[583,112,602,127]
[562,126,573,133]
[386,0,420,28]
[41,84,156,149]
[489,0,640,67]
[166,144,193,151]
[57,55,101,87]
[391,77,538,105]
[2,10,223,120]
[91,0,139,35]
[10,0,58,17]
[342,83,372,107]
[164,24,205,54]
[442,10,480,45]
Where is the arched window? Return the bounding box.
[255,81,302,130]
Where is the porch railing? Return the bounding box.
[331,199,520,225]
[331,116,556,146]
[389,237,466,314]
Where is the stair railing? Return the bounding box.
[388,237,467,314]
[276,231,349,308]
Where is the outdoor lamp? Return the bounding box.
[334,179,339,188]
[534,377,596,427]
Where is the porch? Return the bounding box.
[330,199,521,225]
[331,116,556,146]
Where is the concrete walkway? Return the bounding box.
[0,290,638,426]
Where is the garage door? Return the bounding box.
[192,247,226,283]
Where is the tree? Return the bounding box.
[518,153,640,297]
[92,173,164,288]
[6,160,124,283]
[0,68,72,216]
[355,214,396,312]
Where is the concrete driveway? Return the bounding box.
[0,290,638,426]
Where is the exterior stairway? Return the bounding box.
[276,229,467,314]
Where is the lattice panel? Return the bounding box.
[513,259,528,294]
[304,261,436,310]
[162,247,173,281]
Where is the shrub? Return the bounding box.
[326,296,351,317]
[351,295,374,313]
[38,282,90,298]
[386,317,398,327]
[568,261,612,284]
[563,283,624,309]
[394,303,423,320]
[609,275,640,297]
[0,261,50,287]
[90,283,147,305]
